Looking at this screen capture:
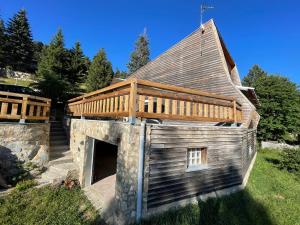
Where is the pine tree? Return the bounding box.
[86,48,113,92]
[36,29,68,79]
[34,29,70,103]
[127,31,150,74]
[32,41,44,71]
[67,42,89,85]
[242,65,267,87]
[0,19,7,68]
[6,9,34,72]
[114,68,128,79]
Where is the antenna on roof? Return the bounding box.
[200,3,214,28]
[199,3,214,56]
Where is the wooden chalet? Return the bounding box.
[65,20,259,224]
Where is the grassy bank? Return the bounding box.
[0,77,34,87]
[135,150,300,225]
[0,150,299,225]
[0,186,100,225]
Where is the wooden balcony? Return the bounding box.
[67,79,243,124]
[0,91,51,122]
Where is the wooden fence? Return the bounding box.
[67,79,243,124]
[0,91,51,122]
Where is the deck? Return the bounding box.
[67,79,243,124]
[0,91,51,122]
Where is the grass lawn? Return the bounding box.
[0,77,34,87]
[0,186,101,225]
[135,150,300,225]
[0,150,299,225]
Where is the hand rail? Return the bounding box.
[0,91,51,122]
[66,79,243,124]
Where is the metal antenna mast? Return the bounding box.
[200,3,214,28]
[200,3,214,56]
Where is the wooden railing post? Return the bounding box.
[45,100,51,123]
[233,100,237,124]
[129,79,137,124]
[81,97,86,119]
[20,96,28,123]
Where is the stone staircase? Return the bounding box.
[37,121,78,185]
[49,121,72,165]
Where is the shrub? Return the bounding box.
[278,148,300,175]
[15,179,37,191]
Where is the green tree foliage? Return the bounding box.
[32,41,44,71]
[6,9,35,72]
[34,30,71,103]
[254,75,300,141]
[114,68,128,79]
[127,31,150,74]
[0,18,7,68]
[86,48,113,92]
[242,65,267,87]
[36,29,68,79]
[67,42,89,85]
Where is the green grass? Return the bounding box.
[134,150,300,225]
[0,77,34,87]
[0,150,299,225]
[0,186,101,225]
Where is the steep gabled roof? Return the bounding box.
[128,19,259,127]
[129,20,242,93]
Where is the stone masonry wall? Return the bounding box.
[69,119,141,225]
[0,123,50,182]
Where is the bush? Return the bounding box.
[278,148,300,175]
[15,179,37,191]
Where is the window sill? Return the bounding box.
[186,165,209,172]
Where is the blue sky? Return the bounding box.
[1,0,299,84]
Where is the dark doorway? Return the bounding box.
[92,140,118,184]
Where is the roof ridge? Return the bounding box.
[129,19,215,78]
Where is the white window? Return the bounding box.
[187,147,207,170]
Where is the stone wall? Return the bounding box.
[261,141,299,150]
[0,123,50,183]
[0,68,33,80]
[69,119,141,225]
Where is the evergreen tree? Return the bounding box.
[114,68,128,79]
[86,48,113,92]
[127,31,150,74]
[255,75,300,142]
[0,18,7,68]
[6,9,34,72]
[67,42,89,85]
[36,29,68,79]
[32,41,44,71]
[34,29,70,103]
[242,65,267,87]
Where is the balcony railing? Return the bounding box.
[0,91,51,122]
[67,79,242,124]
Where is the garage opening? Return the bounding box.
[92,140,118,184]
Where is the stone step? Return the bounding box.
[50,128,65,132]
[50,149,71,158]
[50,121,63,124]
[50,135,66,141]
[50,144,69,151]
[50,139,68,146]
[50,123,63,127]
[49,154,73,166]
[50,131,65,136]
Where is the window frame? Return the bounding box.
[186,147,208,172]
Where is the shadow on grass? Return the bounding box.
[134,190,275,225]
